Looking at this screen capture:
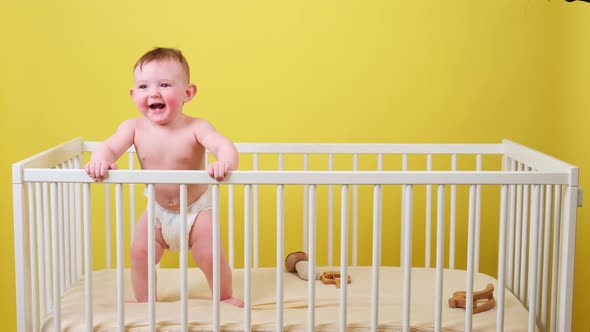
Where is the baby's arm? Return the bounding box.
[194,119,239,181]
[85,119,136,181]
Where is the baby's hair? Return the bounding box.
[134,47,191,82]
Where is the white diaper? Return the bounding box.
[151,189,212,252]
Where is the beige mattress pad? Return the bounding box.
[43,266,531,331]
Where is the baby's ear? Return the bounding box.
[184,84,197,102]
[129,88,134,97]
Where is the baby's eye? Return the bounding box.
[138,84,147,89]
[161,83,170,88]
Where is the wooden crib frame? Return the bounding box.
[12,138,581,332]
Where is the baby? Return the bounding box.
[85,47,243,307]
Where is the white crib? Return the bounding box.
[12,138,581,332]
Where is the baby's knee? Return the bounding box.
[130,241,149,261]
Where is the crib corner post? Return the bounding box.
[12,171,32,332]
[558,185,579,332]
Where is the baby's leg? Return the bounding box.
[189,209,244,308]
[130,211,167,302]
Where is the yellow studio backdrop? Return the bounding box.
[1,1,589,331]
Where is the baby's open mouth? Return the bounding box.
[149,103,166,110]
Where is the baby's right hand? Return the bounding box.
[85,160,118,181]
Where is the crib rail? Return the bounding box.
[12,139,580,332]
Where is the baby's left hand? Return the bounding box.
[207,161,231,181]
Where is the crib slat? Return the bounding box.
[328,153,334,266]
[507,159,517,289]
[67,160,76,285]
[465,185,477,331]
[449,154,457,269]
[228,184,235,269]
[340,185,349,332]
[35,183,46,318]
[425,154,432,268]
[303,154,309,253]
[75,157,83,281]
[43,183,51,312]
[541,185,553,331]
[105,184,111,269]
[308,185,317,331]
[401,154,408,266]
[550,185,562,332]
[402,185,413,332]
[535,185,545,322]
[276,185,284,331]
[528,185,541,332]
[371,185,382,331]
[514,164,523,297]
[114,184,125,332]
[475,154,482,273]
[58,181,65,295]
[434,185,445,332]
[520,177,530,303]
[558,186,579,332]
[147,184,156,331]
[253,154,259,268]
[51,183,62,331]
[496,185,509,332]
[27,183,38,332]
[352,154,358,266]
[63,179,71,290]
[83,183,93,332]
[212,184,221,332]
[128,152,136,246]
[179,185,188,332]
[244,185,252,332]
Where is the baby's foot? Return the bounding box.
[222,297,244,308]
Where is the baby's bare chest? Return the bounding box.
[134,131,204,169]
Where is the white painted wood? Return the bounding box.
[86,141,503,155]
[450,154,457,270]
[83,183,93,332]
[35,182,45,318]
[128,152,136,246]
[434,185,445,332]
[212,185,221,332]
[352,154,358,266]
[308,185,317,332]
[26,184,38,332]
[528,185,541,332]
[550,186,562,332]
[541,185,552,332]
[425,154,432,268]
[105,184,111,269]
[276,185,284,332]
[228,184,235,269]
[371,185,382,332]
[179,185,188,332]
[22,169,571,185]
[475,154,482,273]
[244,185,252,332]
[146,184,156,331]
[558,186,579,332]
[115,184,125,332]
[51,183,61,331]
[253,154,259,268]
[12,180,32,332]
[465,185,477,331]
[328,153,334,267]
[303,154,309,253]
[496,185,509,332]
[339,185,349,332]
[401,154,407,267]
[402,185,413,332]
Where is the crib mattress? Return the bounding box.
[43,266,531,331]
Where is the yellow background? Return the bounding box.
[1,1,589,330]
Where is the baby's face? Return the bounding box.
[130,60,194,125]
